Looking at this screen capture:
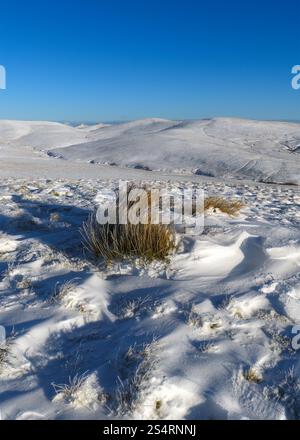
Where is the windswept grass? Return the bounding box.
[52,372,89,401]
[243,368,263,384]
[81,214,176,263]
[81,184,176,263]
[203,196,244,216]
[116,339,159,415]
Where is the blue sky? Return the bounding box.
[0,0,299,122]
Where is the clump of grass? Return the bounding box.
[187,308,203,328]
[52,371,108,410]
[16,275,33,290]
[116,339,159,415]
[0,344,9,367]
[116,296,152,319]
[243,368,263,384]
[0,329,16,373]
[52,372,89,401]
[193,340,217,354]
[155,399,162,411]
[4,260,19,284]
[81,184,176,263]
[50,212,61,222]
[82,216,175,263]
[203,196,244,216]
[269,330,294,354]
[50,279,80,303]
[265,367,300,419]
[155,399,163,417]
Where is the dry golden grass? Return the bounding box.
[203,196,244,216]
[81,184,176,263]
[81,213,176,263]
[243,368,262,384]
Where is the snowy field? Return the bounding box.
[0,118,300,420]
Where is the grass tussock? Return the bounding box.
[52,372,89,401]
[81,213,176,263]
[81,183,176,263]
[50,279,79,304]
[243,368,263,384]
[116,339,159,415]
[0,330,16,372]
[203,196,244,216]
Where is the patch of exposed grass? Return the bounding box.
[115,339,159,415]
[203,196,244,216]
[187,308,203,328]
[50,279,80,304]
[243,368,263,384]
[81,210,176,264]
[81,184,176,263]
[115,296,152,320]
[52,372,89,401]
[0,330,16,373]
[50,212,61,222]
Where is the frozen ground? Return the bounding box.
[0,177,300,420]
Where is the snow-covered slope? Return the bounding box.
[0,120,89,149]
[50,117,300,184]
[0,117,300,184]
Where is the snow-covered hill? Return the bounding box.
[0,120,89,149]
[0,117,299,184]
[51,118,300,184]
